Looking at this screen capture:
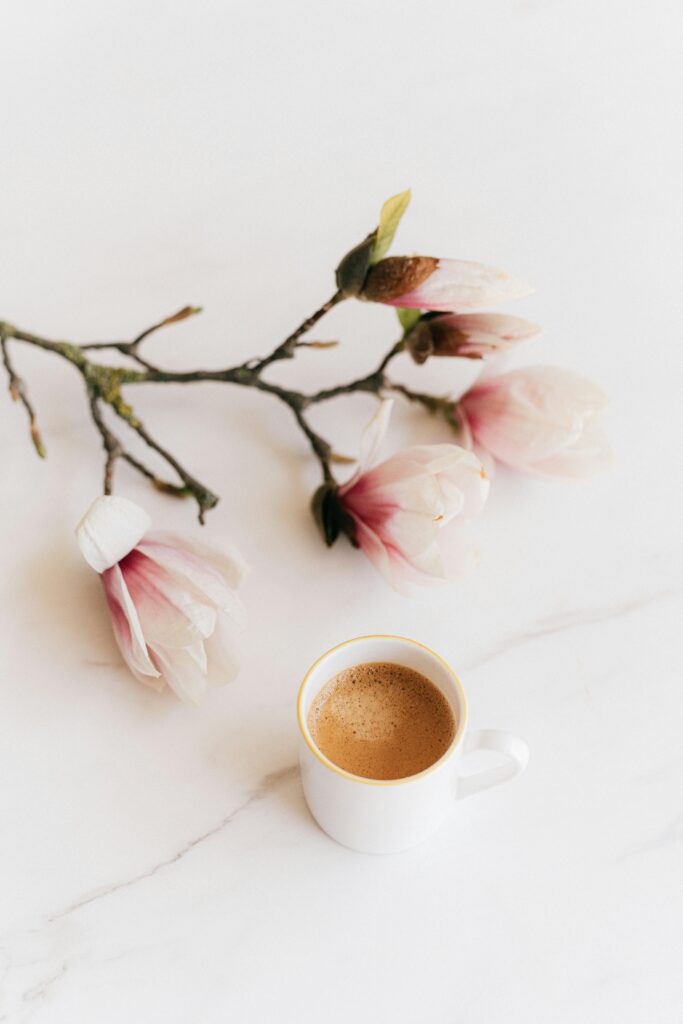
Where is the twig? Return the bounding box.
[376,338,406,373]
[89,395,193,498]
[81,306,202,356]
[0,335,46,457]
[112,411,219,523]
[120,453,192,498]
[387,381,450,414]
[88,396,122,494]
[251,291,344,373]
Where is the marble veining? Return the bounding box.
[464,585,680,671]
[47,765,298,924]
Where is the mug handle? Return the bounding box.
[455,728,529,800]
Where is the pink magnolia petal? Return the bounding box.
[138,537,246,629]
[120,551,216,649]
[464,384,582,464]
[351,517,396,588]
[101,564,161,683]
[462,367,608,470]
[390,259,533,312]
[347,468,444,523]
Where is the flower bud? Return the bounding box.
[362,258,533,313]
[406,313,541,364]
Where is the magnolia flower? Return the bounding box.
[337,400,489,590]
[458,367,610,477]
[406,313,541,364]
[361,256,532,312]
[76,496,248,704]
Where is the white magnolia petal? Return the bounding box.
[383,508,442,560]
[443,312,542,345]
[358,398,393,471]
[204,613,241,687]
[531,420,612,477]
[151,645,209,706]
[392,259,533,312]
[353,445,464,501]
[438,450,490,519]
[76,495,151,573]
[183,639,208,673]
[148,531,249,591]
[434,476,466,524]
[400,539,447,580]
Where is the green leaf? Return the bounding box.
[396,307,422,334]
[371,189,411,264]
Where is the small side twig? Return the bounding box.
[88,396,122,494]
[376,338,405,373]
[111,409,219,523]
[291,407,333,482]
[89,395,193,499]
[0,335,46,457]
[81,306,202,367]
[387,380,452,415]
[251,290,344,373]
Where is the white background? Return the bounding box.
[1,1,682,1021]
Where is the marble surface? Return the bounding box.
[1,1,682,1021]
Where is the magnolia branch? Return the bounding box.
[0,299,414,520]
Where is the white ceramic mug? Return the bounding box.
[297,635,529,853]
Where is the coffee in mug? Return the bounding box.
[307,661,456,781]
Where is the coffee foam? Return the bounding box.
[307,661,456,781]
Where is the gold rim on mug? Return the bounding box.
[297,634,469,788]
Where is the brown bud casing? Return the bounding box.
[406,316,482,364]
[362,256,438,303]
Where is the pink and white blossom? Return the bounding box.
[76,496,248,704]
[407,312,541,363]
[362,256,533,313]
[338,401,489,590]
[458,367,610,477]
